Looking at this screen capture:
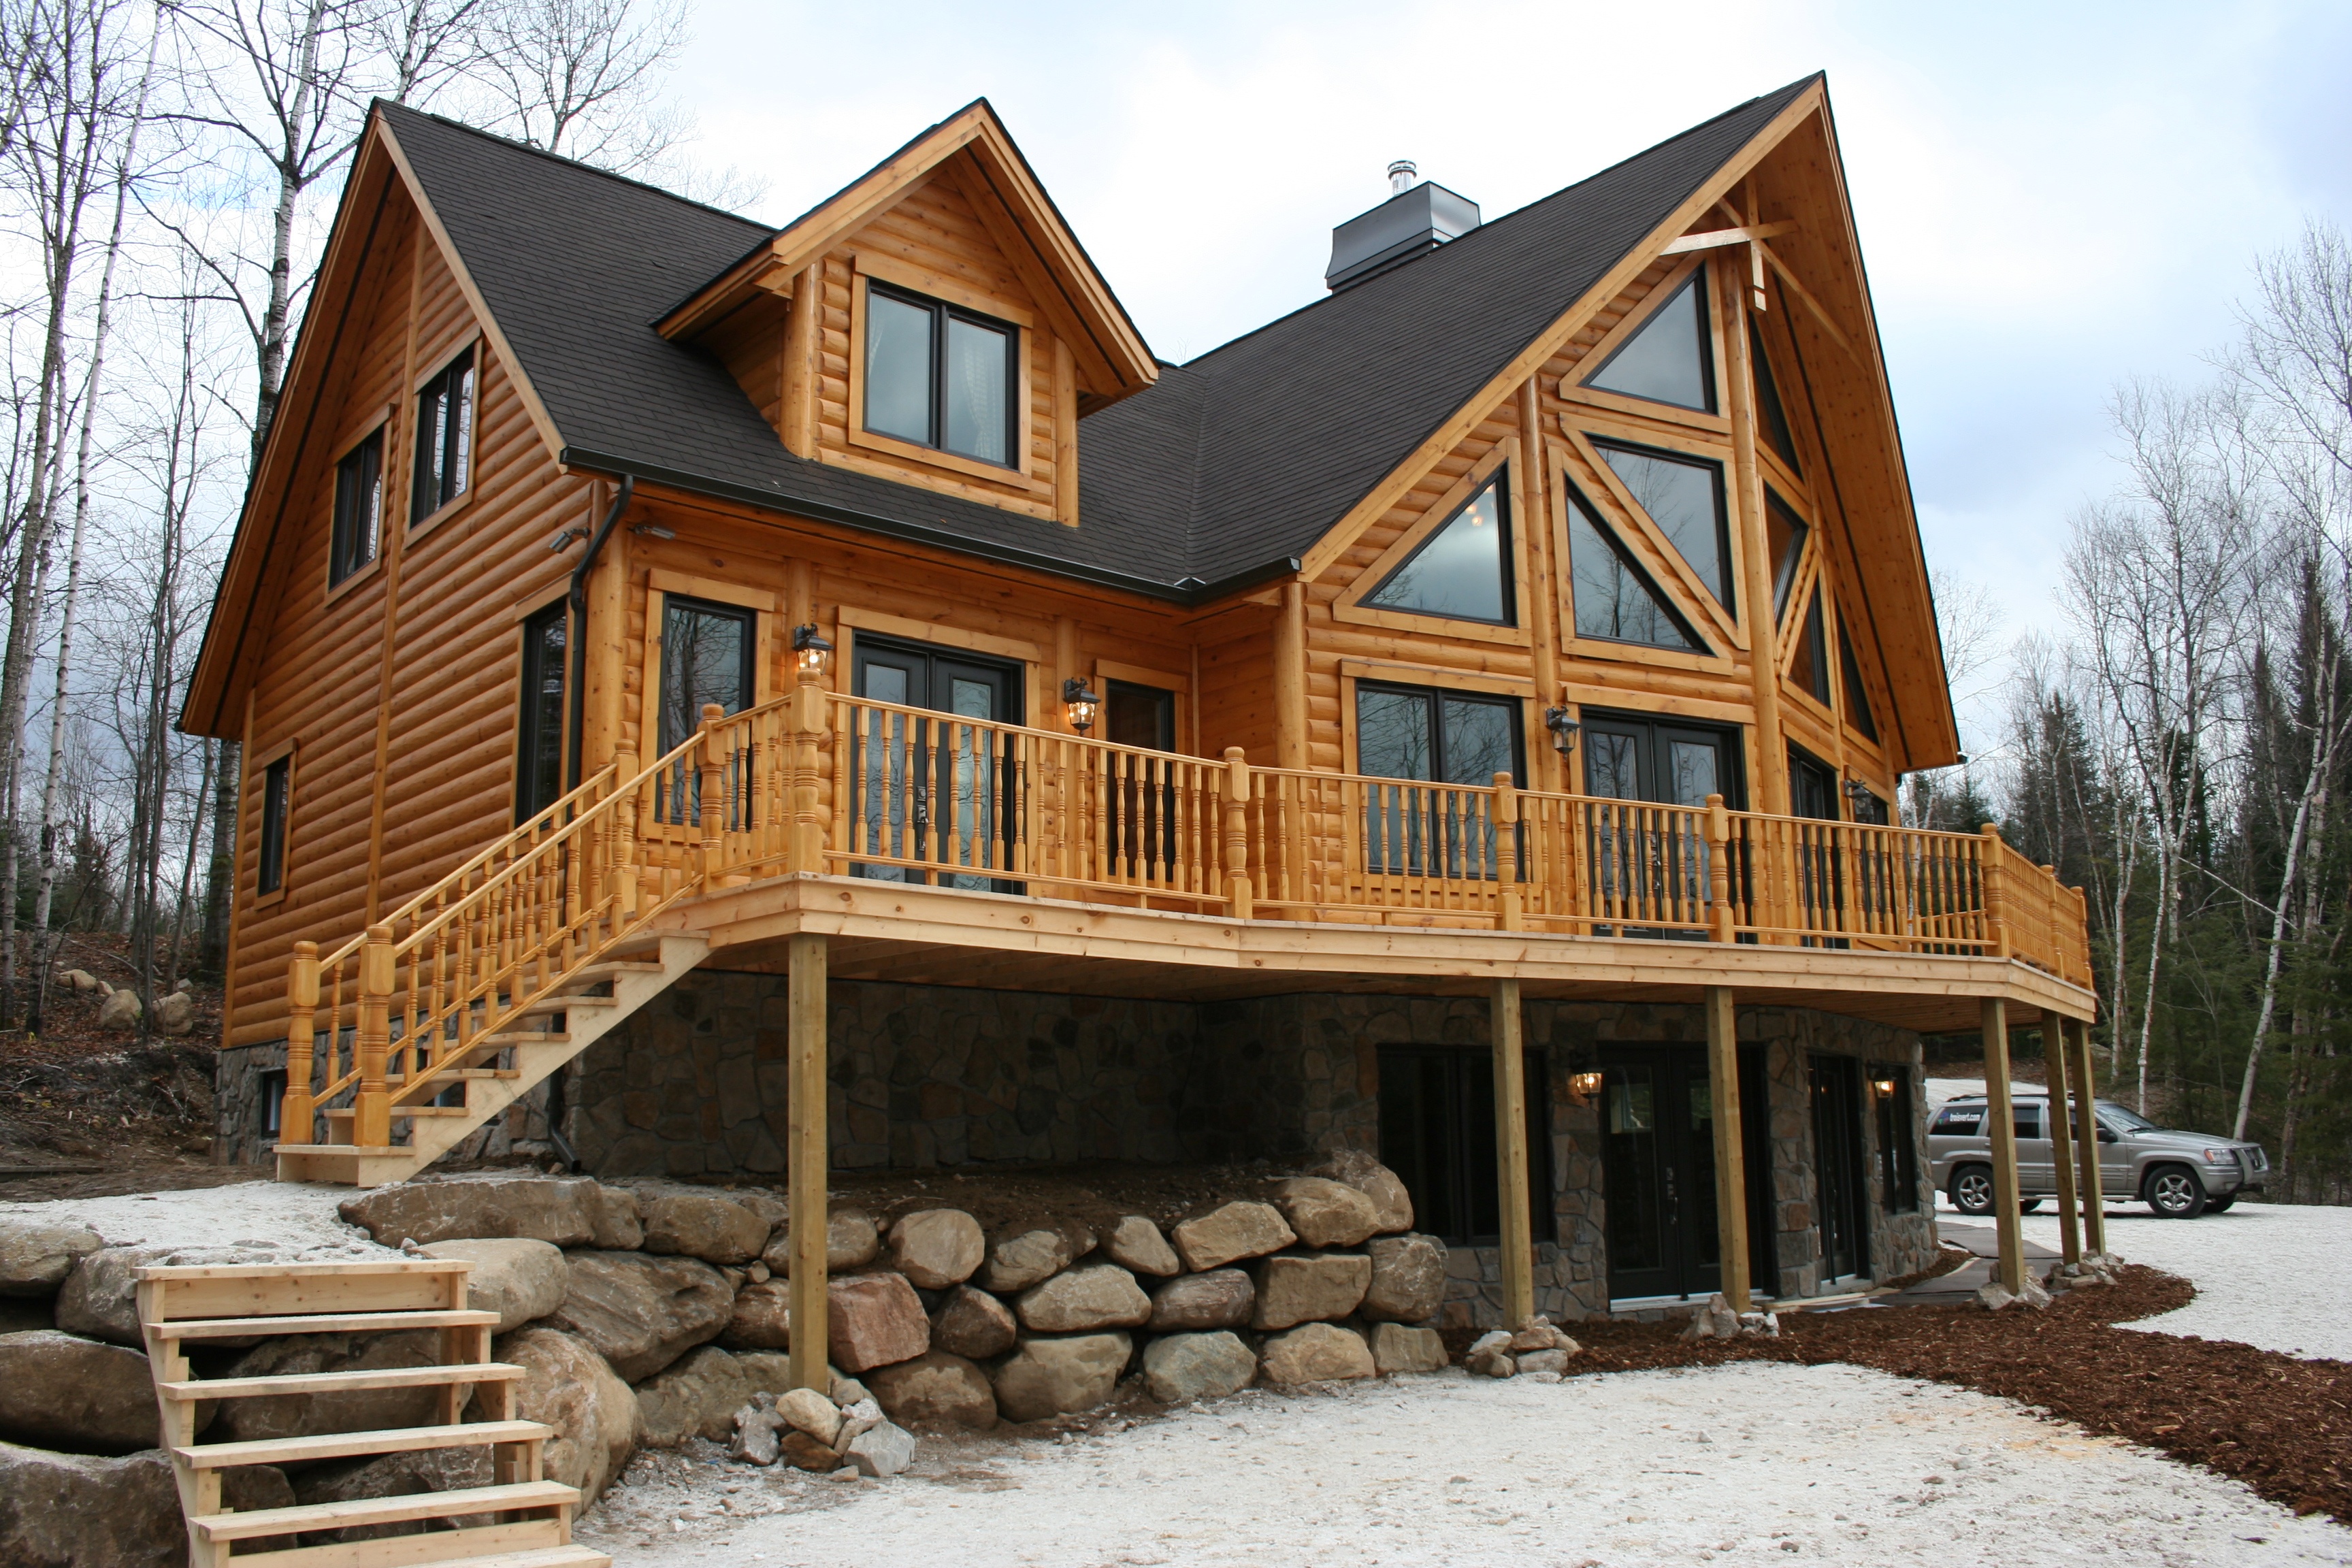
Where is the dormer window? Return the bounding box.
[864,283,1017,467]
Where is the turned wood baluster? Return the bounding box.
[282,942,318,1145]
[612,750,640,917]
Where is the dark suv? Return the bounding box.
[1927,1096,2268,1218]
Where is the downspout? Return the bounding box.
[566,473,634,793]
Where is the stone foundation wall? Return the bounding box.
[213,1041,286,1166]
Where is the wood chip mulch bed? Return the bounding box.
[1516,1267,2350,1526]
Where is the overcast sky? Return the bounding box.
[674,1,2351,751]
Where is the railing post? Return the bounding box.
[1222,747,1253,920]
[612,749,640,915]
[1980,823,2012,959]
[1492,772,1522,932]
[699,701,726,882]
[791,671,829,874]
[1705,793,1734,943]
[281,941,318,1145]
[355,924,394,1148]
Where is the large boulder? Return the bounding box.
[340,1175,608,1248]
[152,987,195,1036]
[866,1350,997,1431]
[640,1192,771,1266]
[56,1244,276,1346]
[1259,1322,1375,1385]
[635,1345,751,1447]
[1361,1234,1448,1323]
[0,1224,101,1298]
[930,1284,1017,1360]
[418,1239,566,1333]
[1315,1150,1415,1233]
[1369,1322,1449,1375]
[1251,1252,1371,1330]
[1147,1268,1254,1332]
[0,1330,199,1453]
[762,1211,881,1277]
[97,988,140,1030]
[542,1252,731,1382]
[0,1443,272,1567]
[1015,1261,1152,1334]
[497,1326,637,1503]
[1101,1215,1179,1277]
[1171,1202,1294,1272]
[827,1273,929,1373]
[718,1280,791,1350]
[883,1209,984,1289]
[990,1332,1131,1423]
[977,1220,1093,1293]
[1269,1177,1382,1250]
[212,1330,448,1442]
[1141,1330,1257,1405]
[586,1185,644,1250]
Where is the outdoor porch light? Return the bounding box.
[1544,704,1581,755]
[1872,1075,1897,1100]
[629,522,675,540]
[791,623,833,678]
[1063,677,1101,734]
[1568,1069,1605,1105]
[1844,777,1877,811]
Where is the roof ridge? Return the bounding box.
[372,98,770,231]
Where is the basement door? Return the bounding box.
[1601,1044,1772,1303]
[1808,1054,1872,1282]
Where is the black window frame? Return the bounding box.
[1765,489,1809,622]
[1354,680,1526,789]
[1792,585,1831,706]
[329,427,382,588]
[257,753,292,896]
[411,346,476,525]
[1749,315,1801,474]
[1560,479,1709,653]
[1590,435,1735,612]
[1377,1043,1553,1247]
[1838,603,1879,742]
[1582,264,1717,414]
[1362,471,1517,627]
[1873,1063,1918,1213]
[862,281,1021,470]
[514,600,569,823]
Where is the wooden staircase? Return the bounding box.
[137,1256,609,1568]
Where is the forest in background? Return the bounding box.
[0,3,2347,1203]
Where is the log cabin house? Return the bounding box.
[185,73,2098,1344]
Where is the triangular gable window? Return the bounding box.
[1364,475,1513,625]
[1592,438,1732,608]
[1584,270,1715,412]
[1840,602,1878,741]
[1766,490,1808,620]
[1791,585,1831,704]
[1750,318,1801,474]
[1563,484,1705,653]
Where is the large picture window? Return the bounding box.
[864,283,1017,467]
[412,347,476,523]
[1362,474,1513,625]
[329,429,382,587]
[1561,482,1703,651]
[1356,682,1522,879]
[1592,438,1732,608]
[1377,1044,1552,1245]
[515,602,568,821]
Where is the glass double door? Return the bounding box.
[1579,713,1740,932]
[1601,1045,1771,1302]
[849,636,1022,889]
[1808,1056,1872,1281]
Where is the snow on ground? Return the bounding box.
[0,1178,380,1256]
[577,1361,2347,1568]
[2021,1200,2352,1361]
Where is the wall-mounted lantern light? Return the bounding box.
[791,624,833,679]
[1844,777,1877,811]
[1544,705,1581,756]
[1063,677,1101,735]
[1871,1075,1897,1100]
[1567,1069,1605,1105]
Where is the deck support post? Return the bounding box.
[354,924,395,1149]
[2046,1015,2084,1268]
[1490,977,1535,1327]
[787,931,830,1392]
[2069,1016,2108,1258]
[1703,985,1752,1311]
[1980,997,2027,1296]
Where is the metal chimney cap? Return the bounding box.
[1387,159,1417,194]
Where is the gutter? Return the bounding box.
[565,473,634,791]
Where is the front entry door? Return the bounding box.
[1808,1056,1871,1281]
[1601,1045,1770,1301]
[1580,713,1742,934]
[849,634,1022,889]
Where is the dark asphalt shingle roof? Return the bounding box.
[381,78,1814,601]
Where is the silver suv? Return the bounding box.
[1928,1096,2268,1219]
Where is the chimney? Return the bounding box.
[1326,163,1480,291]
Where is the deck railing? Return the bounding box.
[282,676,2095,1146]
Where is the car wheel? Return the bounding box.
[1950,1164,1996,1216]
[2204,1194,2236,1213]
[2144,1164,2207,1218]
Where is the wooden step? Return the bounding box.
[190,1480,580,1541]
[323,1103,474,1120]
[142,1259,468,1282]
[157,1362,525,1403]
[477,1031,570,1048]
[220,1526,600,1568]
[176,1418,550,1469]
[159,1307,499,1340]
[387,1067,521,1083]
[517,995,617,1016]
[564,960,667,984]
[421,1548,609,1568]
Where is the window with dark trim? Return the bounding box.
[257,755,292,895]
[515,601,568,821]
[412,347,476,523]
[329,429,382,587]
[1839,604,1878,742]
[1363,472,1514,625]
[1874,1064,1919,1212]
[1561,480,1703,651]
[1592,437,1733,609]
[1790,585,1831,704]
[863,283,1018,467]
[1356,682,1523,879]
[1584,266,1715,412]
[1765,490,1808,621]
[1377,1044,1553,1245]
[1750,317,1801,474]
